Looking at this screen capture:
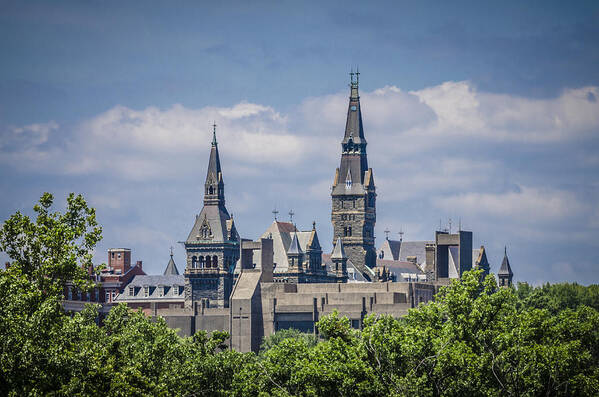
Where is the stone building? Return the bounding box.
[498,247,513,287]
[331,71,377,279]
[183,125,240,309]
[99,73,514,353]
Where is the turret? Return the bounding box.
[498,246,513,287]
[287,232,304,274]
[331,237,348,282]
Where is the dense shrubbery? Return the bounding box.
[1,194,598,396]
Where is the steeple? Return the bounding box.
[204,123,225,207]
[330,71,377,276]
[287,232,304,273]
[163,249,180,275]
[498,246,513,287]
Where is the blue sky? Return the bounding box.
[1,0,598,284]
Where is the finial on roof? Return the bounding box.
[399,227,404,241]
[289,209,295,223]
[504,245,507,256]
[312,221,316,230]
[212,122,217,146]
[272,207,279,221]
[170,246,173,257]
[384,229,390,240]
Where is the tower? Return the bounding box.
[331,71,377,279]
[330,237,348,282]
[183,124,239,308]
[498,246,513,287]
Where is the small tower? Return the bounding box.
[163,248,180,275]
[287,232,304,275]
[498,247,513,287]
[331,237,348,282]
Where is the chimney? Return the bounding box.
[136,260,143,270]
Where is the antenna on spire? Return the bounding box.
[289,209,295,223]
[272,207,279,221]
[170,246,174,257]
[212,121,217,145]
[448,218,453,234]
[355,66,360,85]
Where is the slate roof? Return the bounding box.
[498,248,513,277]
[186,205,234,243]
[331,238,347,260]
[287,233,302,255]
[163,255,180,275]
[379,239,433,265]
[322,253,370,282]
[115,274,185,302]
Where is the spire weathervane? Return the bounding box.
[289,209,295,223]
[272,207,279,221]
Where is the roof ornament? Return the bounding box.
[272,207,279,221]
[399,227,404,241]
[170,246,174,257]
[289,209,295,223]
[212,121,217,146]
[312,221,316,230]
[384,229,390,240]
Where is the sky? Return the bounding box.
[1,0,598,284]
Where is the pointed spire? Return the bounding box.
[498,246,513,277]
[212,122,218,146]
[288,232,303,255]
[204,122,225,206]
[331,237,347,260]
[163,251,180,275]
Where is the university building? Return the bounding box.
[68,73,513,352]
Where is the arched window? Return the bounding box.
[206,256,211,268]
[192,256,197,268]
[199,256,204,268]
[348,226,352,236]
[209,186,214,195]
[213,255,218,267]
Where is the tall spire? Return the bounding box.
[204,123,225,207]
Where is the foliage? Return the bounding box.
[260,328,318,353]
[1,194,598,396]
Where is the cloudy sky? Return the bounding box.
[1,1,598,284]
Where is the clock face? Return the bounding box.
[350,105,357,111]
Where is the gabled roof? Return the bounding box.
[163,254,180,275]
[498,247,513,277]
[379,239,433,264]
[331,238,347,260]
[186,205,234,243]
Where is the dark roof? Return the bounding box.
[498,248,513,277]
[163,255,180,275]
[376,259,423,275]
[186,205,234,243]
[126,274,185,287]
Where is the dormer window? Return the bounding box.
[129,287,134,296]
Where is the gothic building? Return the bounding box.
[331,71,377,279]
[183,126,240,308]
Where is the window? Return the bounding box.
[118,253,121,259]
[144,286,149,297]
[111,252,115,259]
[345,179,352,189]
[172,286,178,296]
[159,286,164,297]
[213,255,218,267]
[129,287,134,296]
[106,292,111,303]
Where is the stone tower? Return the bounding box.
[498,246,513,288]
[331,71,377,279]
[184,125,239,309]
